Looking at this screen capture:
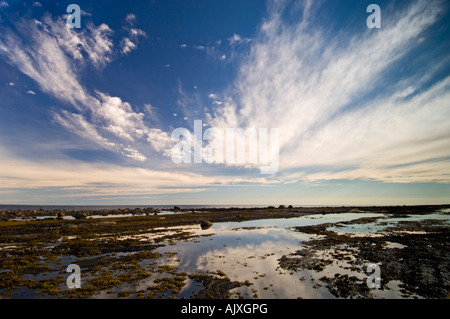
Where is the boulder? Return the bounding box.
[73,212,87,220]
[200,220,213,230]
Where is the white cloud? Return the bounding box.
[120,13,146,55]
[290,156,450,184]
[122,146,147,162]
[85,23,115,66]
[0,148,211,196]
[220,54,226,60]
[8,82,14,86]
[144,103,160,123]
[0,14,170,161]
[0,145,276,200]
[125,13,136,24]
[228,33,241,44]
[209,0,450,183]
[26,90,35,95]
[40,15,114,68]
[95,92,145,141]
[80,10,93,17]
[228,33,251,45]
[144,103,157,119]
[0,1,8,8]
[146,128,171,154]
[0,18,93,108]
[180,43,188,48]
[93,91,170,152]
[395,86,415,99]
[1,0,448,193]
[32,2,42,7]
[129,28,146,37]
[52,110,116,149]
[283,76,450,180]
[120,37,136,55]
[208,93,223,105]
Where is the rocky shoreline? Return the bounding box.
[2,204,447,221]
[279,213,450,298]
[0,205,448,299]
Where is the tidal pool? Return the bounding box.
[147,210,449,299]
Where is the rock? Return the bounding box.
[188,274,241,299]
[278,205,286,209]
[278,249,333,272]
[326,274,370,299]
[288,205,294,209]
[200,220,213,230]
[73,212,87,220]
[174,206,181,211]
[145,208,160,216]
[132,208,144,216]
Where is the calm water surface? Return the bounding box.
[148,210,449,298]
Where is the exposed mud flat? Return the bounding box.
[0,205,448,299]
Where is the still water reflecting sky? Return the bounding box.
[151,211,449,298]
[153,213,376,298]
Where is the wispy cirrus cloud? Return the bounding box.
[52,110,116,149]
[208,0,450,183]
[0,0,449,205]
[0,18,92,108]
[0,145,276,202]
[0,12,170,162]
[228,33,251,45]
[120,13,146,55]
[41,15,114,69]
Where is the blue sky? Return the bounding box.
[0,0,449,205]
